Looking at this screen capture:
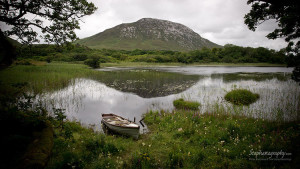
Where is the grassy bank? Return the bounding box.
[46,110,299,169]
[0,62,102,95]
[101,62,286,68]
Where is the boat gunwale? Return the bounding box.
[101,113,140,129]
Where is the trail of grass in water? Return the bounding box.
[46,110,299,169]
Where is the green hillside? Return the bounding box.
[76,18,221,51]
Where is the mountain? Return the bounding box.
[76,18,221,51]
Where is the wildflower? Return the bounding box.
[142,142,145,146]
[178,128,183,132]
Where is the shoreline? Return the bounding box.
[101,62,287,68]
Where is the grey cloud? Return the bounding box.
[1,0,287,50]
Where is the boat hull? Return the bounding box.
[102,119,140,139]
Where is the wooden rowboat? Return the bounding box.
[101,113,140,139]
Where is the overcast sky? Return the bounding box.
[1,0,287,50]
[72,0,286,50]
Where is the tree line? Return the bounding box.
[15,43,287,68]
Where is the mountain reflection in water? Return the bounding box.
[91,70,200,98]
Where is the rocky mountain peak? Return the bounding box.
[77,18,220,51]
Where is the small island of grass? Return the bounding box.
[225,89,260,105]
[173,98,201,110]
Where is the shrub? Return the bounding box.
[45,56,52,63]
[98,55,117,63]
[53,108,66,130]
[84,57,100,68]
[72,53,88,61]
[15,59,32,65]
[224,89,259,105]
[173,98,200,110]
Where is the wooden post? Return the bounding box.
[139,118,145,127]
[140,121,145,127]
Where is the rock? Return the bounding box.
[17,121,54,169]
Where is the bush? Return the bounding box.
[84,57,100,68]
[52,53,72,62]
[15,59,32,65]
[45,56,52,63]
[99,55,117,63]
[173,98,200,110]
[224,89,259,105]
[72,53,88,61]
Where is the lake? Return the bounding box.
[37,66,299,132]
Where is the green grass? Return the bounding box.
[46,110,299,169]
[101,62,286,68]
[173,98,201,110]
[0,62,102,95]
[46,121,136,169]
[225,89,260,105]
[141,110,299,168]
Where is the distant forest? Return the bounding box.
[15,43,286,65]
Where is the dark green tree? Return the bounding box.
[0,0,97,66]
[244,0,300,83]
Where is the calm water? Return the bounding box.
[38,67,299,131]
